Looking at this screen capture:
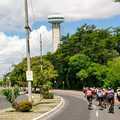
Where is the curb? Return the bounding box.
[0,107,13,113]
[33,96,65,120]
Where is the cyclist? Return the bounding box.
[116,88,120,109]
[117,88,120,102]
[102,88,108,108]
[96,88,104,108]
[86,88,93,109]
[83,87,87,97]
[107,88,114,113]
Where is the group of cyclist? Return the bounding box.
[83,87,120,113]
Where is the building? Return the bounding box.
[48,14,64,52]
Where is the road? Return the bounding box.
[40,90,120,120]
[0,90,120,120]
[0,96,11,110]
[0,94,28,110]
[40,90,90,120]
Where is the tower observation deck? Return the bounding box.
[48,14,64,52]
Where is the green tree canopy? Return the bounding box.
[5,24,120,90]
[46,24,120,89]
[104,57,120,89]
[9,57,57,89]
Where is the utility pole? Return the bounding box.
[24,0,32,102]
[40,34,43,71]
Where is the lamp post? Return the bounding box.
[24,0,32,102]
[40,34,43,71]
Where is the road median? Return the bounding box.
[0,94,62,120]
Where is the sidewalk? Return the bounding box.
[0,94,61,120]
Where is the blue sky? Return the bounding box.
[5,15,120,38]
[1,0,120,76]
[62,15,120,35]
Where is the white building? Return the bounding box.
[48,14,64,52]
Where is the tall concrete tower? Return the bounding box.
[48,14,64,52]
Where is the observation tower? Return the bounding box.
[48,14,64,52]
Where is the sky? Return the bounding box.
[0,0,120,77]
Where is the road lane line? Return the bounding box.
[33,96,65,120]
[96,110,99,120]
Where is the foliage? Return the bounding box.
[77,63,107,87]
[2,88,12,103]
[104,57,120,89]
[5,24,120,89]
[0,80,4,86]
[45,24,120,89]
[42,92,54,99]
[2,86,20,103]
[8,63,26,87]
[41,84,54,99]
[32,57,57,91]
[13,101,32,112]
[115,0,120,2]
[7,57,57,93]
[66,54,91,88]
[76,69,88,80]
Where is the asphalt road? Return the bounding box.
[0,96,11,110]
[40,90,90,120]
[0,94,28,110]
[40,90,120,120]
[0,90,120,120]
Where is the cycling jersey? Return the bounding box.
[86,90,92,96]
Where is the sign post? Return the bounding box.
[26,71,33,102]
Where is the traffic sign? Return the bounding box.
[26,71,33,81]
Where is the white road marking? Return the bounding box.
[33,97,65,120]
[96,110,99,120]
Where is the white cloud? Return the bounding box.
[30,26,52,56]
[0,0,120,76]
[0,0,120,31]
[0,0,24,31]
[0,26,52,76]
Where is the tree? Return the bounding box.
[76,63,107,87]
[104,57,120,89]
[9,61,27,86]
[115,0,120,2]
[67,54,91,89]
[32,57,58,91]
[46,24,119,89]
[7,24,120,90]
[8,56,57,92]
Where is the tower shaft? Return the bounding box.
[48,14,64,52]
[52,23,61,52]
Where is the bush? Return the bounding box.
[40,85,54,99]
[43,92,54,99]
[14,86,20,98]
[2,88,13,103]
[0,80,4,86]
[2,86,20,103]
[13,101,32,112]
